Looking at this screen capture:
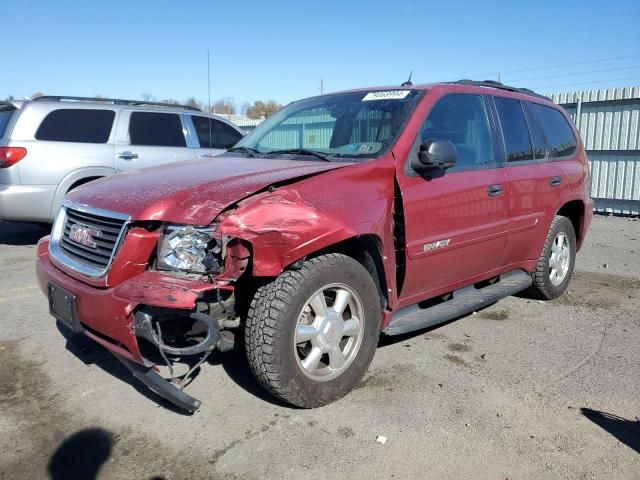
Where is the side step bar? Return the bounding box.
[383,270,532,336]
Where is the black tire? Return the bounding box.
[245,253,381,408]
[524,215,577,300]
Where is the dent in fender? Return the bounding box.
[217,189,356,277]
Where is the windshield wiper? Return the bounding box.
[262,148,333,162]
[226,146,260,158]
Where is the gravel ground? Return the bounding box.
[0,215,638,480]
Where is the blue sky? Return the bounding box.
[3,0,640,108]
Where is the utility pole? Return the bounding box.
[320,79,324,95]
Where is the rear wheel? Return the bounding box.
[525,215,576,300]
[245,253,381,407]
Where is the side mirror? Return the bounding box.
[412,140,457,173]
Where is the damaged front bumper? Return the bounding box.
[36,237,233,412]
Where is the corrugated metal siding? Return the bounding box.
[582,104,640,150]
[553,86,640,215]
[551,86,640,105]
[589,152,640,211]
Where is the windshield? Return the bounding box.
[231,89,422,161]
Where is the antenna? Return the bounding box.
[207,50,213,154]
[401,71,413,87]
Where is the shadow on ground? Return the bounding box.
[581,408,640,454]
[59,325,191,415]
[0,221,48,246]
[48,427,170,480]
[59,322,291,412]
[48,428,113,480]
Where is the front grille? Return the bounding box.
[50,203,130,277]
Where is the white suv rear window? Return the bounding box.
[0,107,16,138]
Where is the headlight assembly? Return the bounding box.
[156,225,223,273]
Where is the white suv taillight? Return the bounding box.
[0,147,27,168]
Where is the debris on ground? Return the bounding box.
[375,435,387,445]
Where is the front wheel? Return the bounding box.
[245,253,381,408]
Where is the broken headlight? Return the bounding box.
[156,225,223,274]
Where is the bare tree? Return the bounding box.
[4,95,15,101]
[211,99,236,115]
[184,97,203,110]
[246,100,282,119]
[160,99,180,105]
[141,93,155,102]
[31,91,45,99]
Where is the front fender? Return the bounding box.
[217,189,359,276]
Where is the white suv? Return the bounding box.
[0,96,245,223]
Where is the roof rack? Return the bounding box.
[32,95,202,111]
[450,80,549,100]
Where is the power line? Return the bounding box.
[466,53,640,79]
[510,64,640,83]
[533,76,640,91]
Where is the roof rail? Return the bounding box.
[451,80,549,100]
[32,95,202,111]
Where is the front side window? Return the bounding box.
[191,116,242,149]
[232,90,422,161]
[531,103,578,158]
[129,112,186,147]
[494,97,533,163]
[36,109,115,143]
[419,94,493,169]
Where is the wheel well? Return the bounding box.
[314,235,388,309]
[557,200,585,247]
[67,176,102,193]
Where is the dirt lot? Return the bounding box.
[0,215,638,480]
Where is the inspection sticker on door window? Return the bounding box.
[362,90,411,101]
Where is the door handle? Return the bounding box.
[487,184,503,197]
[118,151,138,160]
[549,176,562,187]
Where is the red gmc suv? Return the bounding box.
[36,80,593,411]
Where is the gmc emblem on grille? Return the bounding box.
[68,224,100,248]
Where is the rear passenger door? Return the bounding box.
[114,110,194,172]
[188,115,243,157]
[493,97,567,264]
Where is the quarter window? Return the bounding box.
[494,97,533,162]
[129,112,186,147]
[191,116,242,149]
[36,109,115,143]
[420,94,493,168]
[523,103,547,160]
[531,104,578,158]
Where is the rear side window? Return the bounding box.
[0,107,16,137]
[420,94,493,168]
[191,116,242,149]
[531,104,578,158]
[129,112,186,147]
[494,97,533,162]
[36,109,115,143]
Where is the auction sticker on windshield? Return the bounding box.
[362,90,411,101]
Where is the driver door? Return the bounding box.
[397,93,509,306]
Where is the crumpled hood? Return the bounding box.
[66,156,346,225]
